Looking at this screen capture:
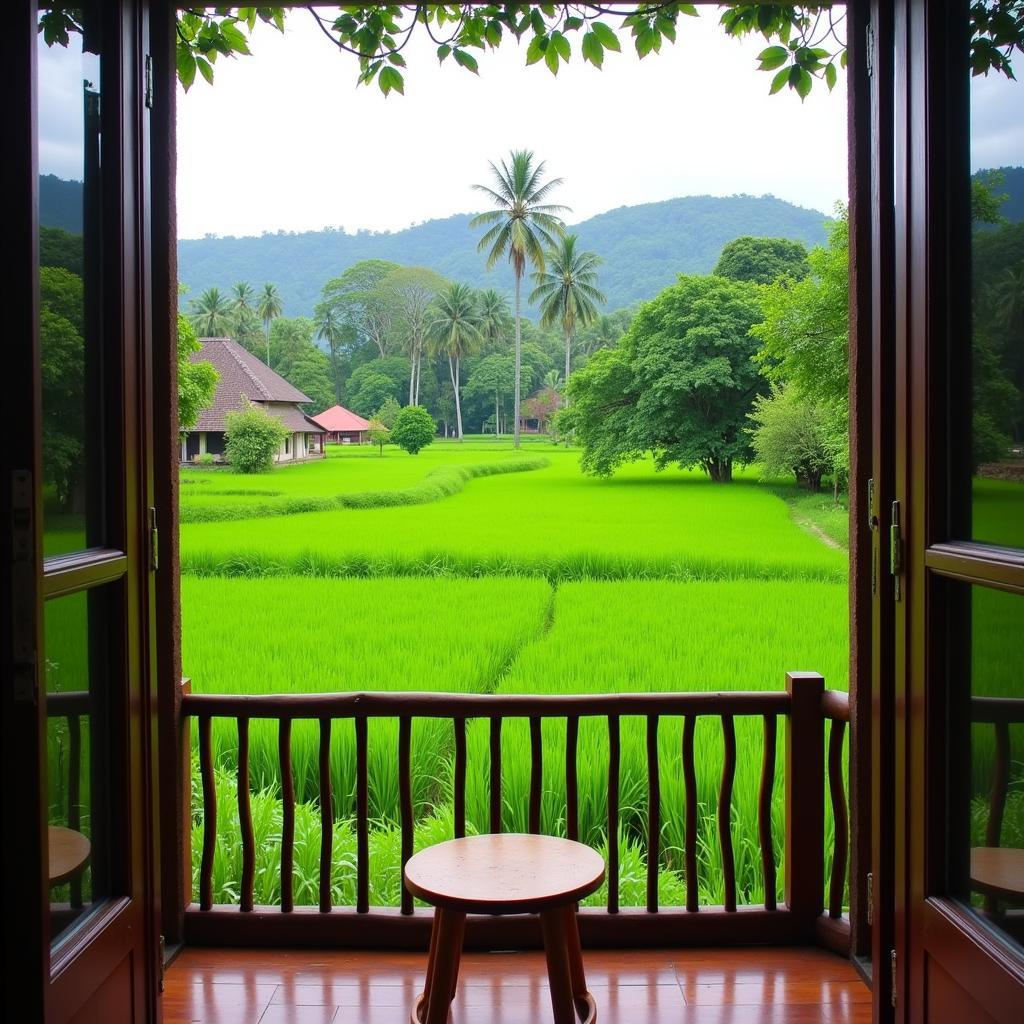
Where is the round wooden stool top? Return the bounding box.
[971,847,1024,902]
[404,834,605,914]
[49,826,91,887]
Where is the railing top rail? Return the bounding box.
[971,695,1024,724]
[821,690,850,723]
[181,688,798,720]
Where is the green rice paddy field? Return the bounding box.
[171,442,1022,909]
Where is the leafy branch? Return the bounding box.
[38,2,1024,100]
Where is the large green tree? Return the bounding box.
[564,274,765,482]
[320,259,402,360]
[176,314,219,432]
[529,234,606,399]
[383,266,446,404]
[714,236,810,285]
[426,282,483,440]
[472,150,566,447]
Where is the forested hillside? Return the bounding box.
[175,194,834,317]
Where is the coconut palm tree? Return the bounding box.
[256,282,284,365]
[230,305,265,355]
[426,282,483,441]
[529,235,606,403]
[230,281,255,312]
[543,369,562,392]
[188,286,233,337]
[314,301,346,402]
[476,288,512,348]
[471,150,567,448]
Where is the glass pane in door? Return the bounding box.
[950,580,1024,951]
[45,583,118,946]
[968,57,1024,547]
[37,5,107,557]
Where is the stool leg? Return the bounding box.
[540,907,576,1024]
[562,903,591,1018]
[424,908,466,1024]
[415,910,442,1023]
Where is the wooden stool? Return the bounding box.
[48,825,90,886]
[403,833,605,1024]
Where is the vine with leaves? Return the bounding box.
[39,3,1024,98]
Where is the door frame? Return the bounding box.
[1,2,162,1019]
[894,1,1024,1020]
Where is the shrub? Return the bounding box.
[224,406,288,473]
[367,419,391,455]
[195,452,216,467]
[390,405,436,455]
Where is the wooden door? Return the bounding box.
[1,2,160,1020]
[892,1,1024,1021]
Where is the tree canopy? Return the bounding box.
[564,274,765,481]
[713,236,810,285]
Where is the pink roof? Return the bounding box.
[311,405,371,433]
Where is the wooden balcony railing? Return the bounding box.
[180,673,851,951]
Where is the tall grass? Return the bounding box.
[184,576,848,907]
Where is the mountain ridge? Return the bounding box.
[176,193,834,316]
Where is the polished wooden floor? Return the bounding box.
[164,945,871,1023]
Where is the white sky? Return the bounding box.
[35,9,1024,239]
[174,8,850,239]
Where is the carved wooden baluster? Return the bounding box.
[279,717,295,913]
[489,716,502,834]
[682,715,698,912]
[318,717,333,913]
[453,717,466,840]
[646,714,660,913]
[719,715,737,913]
[198,714,216,912]
[399,716,413,915]
[827,718,849,919]
[566,716,579,842]
[238,716,255,913]
[608,716,621,914]
[529,716,543,835]
[760,714,778,911]
[356,716,369,913]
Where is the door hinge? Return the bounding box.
[866,872,873,926]
[145,54,154,109]
[158,934,165,991]
[890,948,898,1008]
[865,22,875,78]
[889,500,903,602]
[149,507,159,571]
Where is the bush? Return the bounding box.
[195,452,216,467]
[390,405,436,455]
[224,406,288,473]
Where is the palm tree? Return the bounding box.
[230,281,255,312]
[529,235,606,403]
[188,286,233,337]
[472,150,567,448]
[476,288,511,348]
[543,369,562,392]
[314,301,345,402]
[256,283,284,366]
[426,282,483,441]
[230,305,265,355]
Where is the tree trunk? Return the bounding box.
[408,349,416,405]
[564,326,572,408]
[495,392,500,437]
[513,272,522,449]
[449,354,464,441]
[706,458,734,483]
[414,343,422,404]
[266,321,271,367]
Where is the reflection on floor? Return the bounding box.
[164,945,871,1023]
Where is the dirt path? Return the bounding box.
[793,514,845,551]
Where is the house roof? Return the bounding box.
[311,405,371,433]
[188,337,314,433]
